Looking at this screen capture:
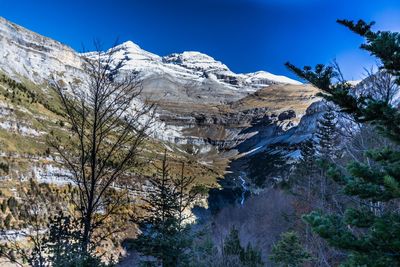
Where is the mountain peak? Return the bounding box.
[179,51,217,61]
[0,16,301,90]
[107,40,161,67]
[115,40,142,51]
[163,51,229,72]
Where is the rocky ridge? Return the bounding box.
[0,16,321,186]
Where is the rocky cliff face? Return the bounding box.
[0,16,321,186]
[0,17,84,85]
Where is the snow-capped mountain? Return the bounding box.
[95,40,301,90]
[0,16,321,186]
[0,16,299,93]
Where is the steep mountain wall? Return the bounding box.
[0,16,321,186]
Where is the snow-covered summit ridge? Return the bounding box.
[107,41,229,73]
[0,16,301,91]
[94,40,302,90]
[163,51,230,72]
[244,71,302,85]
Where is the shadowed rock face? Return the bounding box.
[151,82,319,150]
[278,110,296,121]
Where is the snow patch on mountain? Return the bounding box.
[243,71,302,86]
[163,51,229,72]
[90,40,301,92]
[0,15,301,96]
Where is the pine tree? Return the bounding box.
[315,110,338,159]
[223,226,264,267]
[242,243,264,267]
[4,214,12,229]
[286,19,400,266]
[7,197,18,215]
[134,151,197,267]
[223,226,243,257]
[269,231,311,267]
[315,109,339,209]
[300,138,316,172]
[292,138,317,196]
[292,111,339,211]
[1,200,7,213]
[188,231,219,267]
[247,150,288,187]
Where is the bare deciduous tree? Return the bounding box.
[49,42,156,255]
[361,69,399,105]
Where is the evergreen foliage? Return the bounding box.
[188,231,219,267]
[223,227,243,256]
[1,200,7,213]
[315,110,338,159]
[300,138,316,170]
[134,152,198,267]
[4,214,12,229]
[223,226,264,267]
[247,150,288,187]
[269,231,311,267]
[286,19,400,266]
[0,162,9,173]
[293,138,317,182]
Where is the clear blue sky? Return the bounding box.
[2,0,400,80]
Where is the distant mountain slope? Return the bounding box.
[0,16,300,92]
[0,16,321,187]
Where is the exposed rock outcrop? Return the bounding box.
[0,16,322,185]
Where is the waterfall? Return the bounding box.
[238,172,248,205]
